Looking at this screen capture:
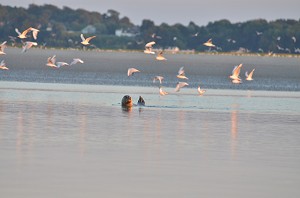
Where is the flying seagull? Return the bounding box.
[197,85,206,95]
[144,41,155,54]
[127,67,140,76]
[153,75,164,84]
[80,34,96,45]
[175,82,189,92]
[177,66,188,79]
[70,58,84,66]
[203,38,215,47]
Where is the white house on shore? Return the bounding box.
[115,27,140,37]
[81,25,96,34]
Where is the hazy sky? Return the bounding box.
[2,0,300,26]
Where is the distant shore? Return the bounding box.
[3,45,300,58]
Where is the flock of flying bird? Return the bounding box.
[128,38,255,96]
[0,27,92,69]
[0,26,256,96]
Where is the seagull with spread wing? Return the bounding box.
[80,34,96,45]
[127,67,140,76]
[177,66,188,79]
[144,41,155,54]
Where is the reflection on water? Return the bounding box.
[231,108,238,160]
[1,83,300,198]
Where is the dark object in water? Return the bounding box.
[121,95,133,107]
[137,96,145,106]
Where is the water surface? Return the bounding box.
[0,82,299,198]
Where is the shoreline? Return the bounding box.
[4,45,300,58]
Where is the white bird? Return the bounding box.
[245,69,255,81]
[197,85,206,95]
[46,55,57,68]
[127,67,140,76]
[177,66,188,79]
[292,36,296,43]
[15,27,32,39]
[0,41,7,55]
[21,41,38,53]
[229,63,243,80]
[175,82,188,92]
[0,60,9,70]
[256,31,263,36]
[153,75,164,84]
[144,41,155,54]
[192,32,199,37]
[80,34,96,45]
[70,58,84,66]
[159,86,168,96]
[203,38,215,47]
[156,51,167,61]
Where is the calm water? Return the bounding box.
[0,49,300,197]
[0,82,300,198]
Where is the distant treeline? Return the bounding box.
[0,4,300,53]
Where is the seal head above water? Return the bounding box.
[121,95,133,108]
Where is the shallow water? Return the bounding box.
[0,82,300,198]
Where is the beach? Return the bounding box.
[0,48,300,198]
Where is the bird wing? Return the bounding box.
[15,28,21,36]
[50,55,56,64]
[0,41,6,52]
[145,41,155,48]
[85,36,96,42]
[80,34,85,42]
[232,64,242,77]
[248,69,255,78]
[0,41,7,46]
[22,27,33,36]
[178,67,185,75]
[31,29,39,40]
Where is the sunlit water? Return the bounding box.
[1,49,300,197]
